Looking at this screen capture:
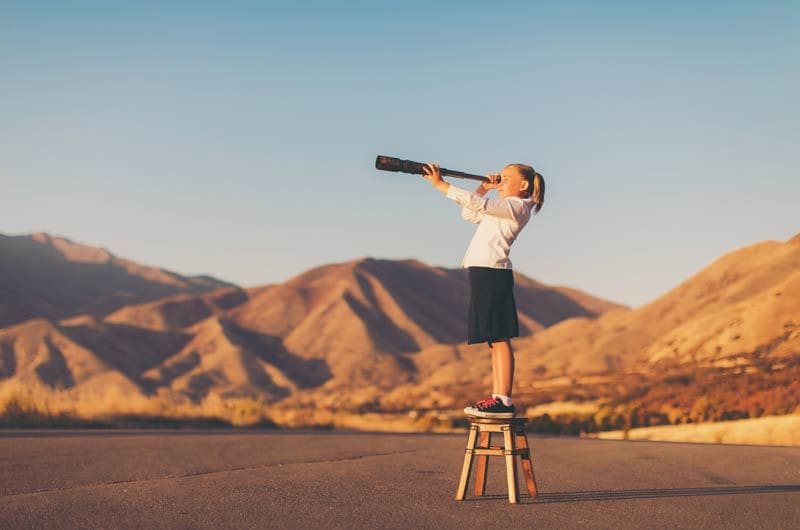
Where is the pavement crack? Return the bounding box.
[1,449,416,500]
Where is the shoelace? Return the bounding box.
[475,395,498,409]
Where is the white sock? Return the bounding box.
[493,394,513,406]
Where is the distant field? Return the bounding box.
[4,380,799,444]
[594,413,800,446]
[0,380,460,431]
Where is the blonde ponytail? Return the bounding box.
[531,172,545,213]
[510,164,545,214]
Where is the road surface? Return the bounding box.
[1,428,798,529]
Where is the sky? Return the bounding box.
[2,1,798,307]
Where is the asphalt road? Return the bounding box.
[1,428,799,529]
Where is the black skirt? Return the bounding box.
[467,266,520,346]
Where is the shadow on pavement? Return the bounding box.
[461,484,800,504]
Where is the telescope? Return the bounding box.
[375,155,489,183]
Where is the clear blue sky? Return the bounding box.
[2,1,798,306]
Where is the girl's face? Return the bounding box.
[497,165,529,199]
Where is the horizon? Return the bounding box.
[5,228,798,310]
[2,2,799,306]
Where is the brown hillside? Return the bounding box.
[140,317,295,402]
[57,317,192,383]
[105,288,249,331]
[0,252,622,405]
[42,247,628,406]
[0,232,235,327]
[507,234,800,375]
[390,233,800,405]
[232,257,621,349]
[0,318,143,396]
[228,257,624,400]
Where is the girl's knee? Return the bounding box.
[490,337,512,349]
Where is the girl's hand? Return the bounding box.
[482,172,501,190]
[421,162,444,185]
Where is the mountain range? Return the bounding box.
[0,232,622,409]
[1,231,797,419]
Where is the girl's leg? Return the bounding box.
[491,339,514,397]
[491,346,501,395]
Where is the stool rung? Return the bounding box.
[471,447,528,456]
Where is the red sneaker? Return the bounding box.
[464,395,515,418]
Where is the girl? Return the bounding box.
[421,161,545,418]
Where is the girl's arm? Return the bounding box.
[421,163,523,222]
[461,180,493,223]
[421,163,450,195]
[474,179,493,197]
[447,186,530,222]
[422,163,499,196]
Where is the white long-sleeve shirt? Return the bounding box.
[446,184,536,269]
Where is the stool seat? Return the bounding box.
[455,415,538,504]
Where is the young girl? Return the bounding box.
[421,161,544,418]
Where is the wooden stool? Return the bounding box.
[455,416,538,504]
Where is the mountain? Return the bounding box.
[104,288,249,331]
[140,316,297,401]
[0,318,143,397]
[514,232,800,374]
[0,248,623,406]
[0,232,235,328]
[226,258,623,393]
[381,233,800,410]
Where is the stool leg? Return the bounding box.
[515,426,539,499]
[455,424,478,500]
[502,425,519,504]
[474,431,491,496]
